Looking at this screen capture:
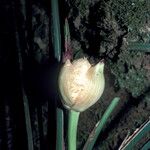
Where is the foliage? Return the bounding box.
[119,119,150,150]
[83,97,120,150]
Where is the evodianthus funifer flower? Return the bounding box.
[59,58,105,112]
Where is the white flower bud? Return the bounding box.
[58,58,105,112]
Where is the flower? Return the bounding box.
[58,58,105,112]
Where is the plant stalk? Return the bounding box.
[56,108,64,150]
[51,0,61,62]
[68,110,80,150]
[83,97,120,150]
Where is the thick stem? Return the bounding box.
[68,110,80,150]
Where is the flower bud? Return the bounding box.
[58,58,105,112]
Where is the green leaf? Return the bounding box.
[83,97,120,150]
[128,42,150,52]
[119,119,150,150]
[51,0,61,62]
[141,140,150,150]
[56,108,64,150]
[23,89,34,150]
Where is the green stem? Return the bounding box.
[68,110,80,150]
[56,108,64,150]
[51,0,61,62]
[83,97,120,150]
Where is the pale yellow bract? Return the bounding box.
[59,58,105,112]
